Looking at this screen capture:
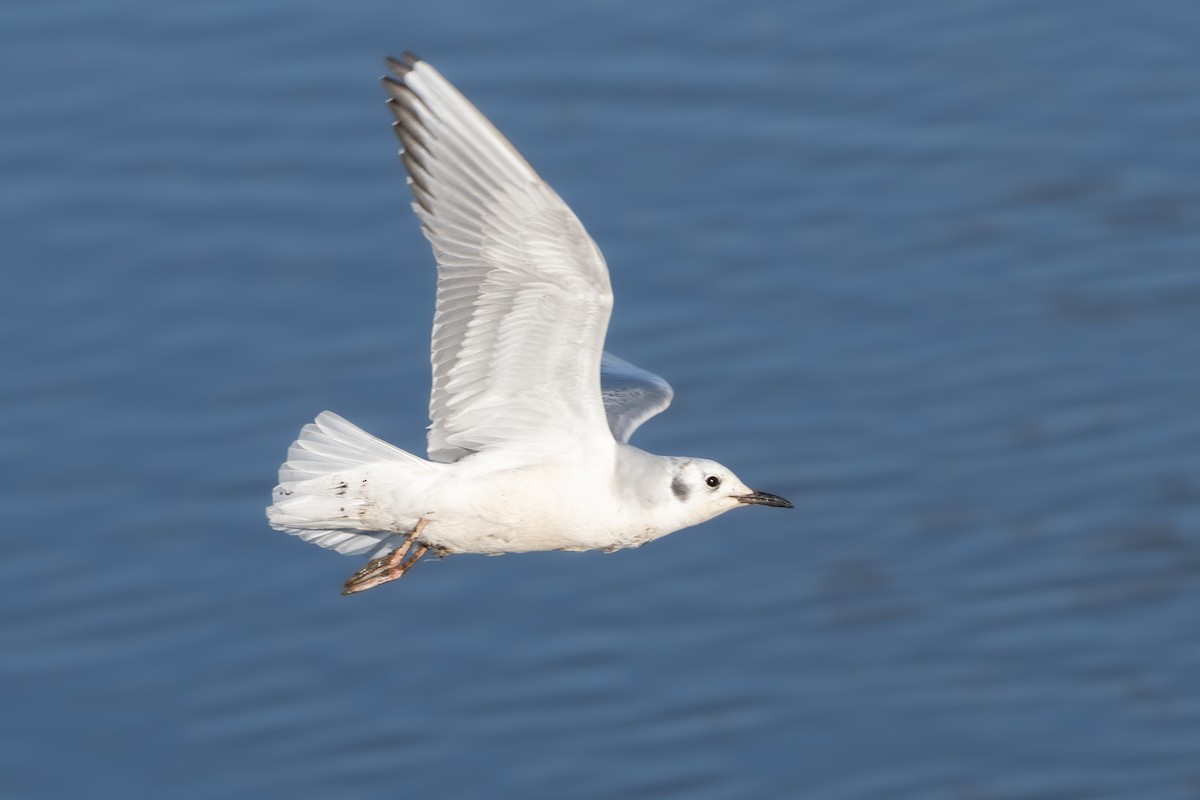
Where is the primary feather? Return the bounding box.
[384,53,615,462]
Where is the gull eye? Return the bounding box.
[705,475,721,489]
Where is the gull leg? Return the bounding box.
[341,519,429,595]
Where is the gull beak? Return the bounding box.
[736,490,793,509]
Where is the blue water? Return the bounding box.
[4,1,1200,797]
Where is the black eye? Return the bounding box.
[705,475,721,488]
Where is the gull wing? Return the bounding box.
[383,53,615,463]
[600,352,674,443]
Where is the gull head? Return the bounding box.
[665,457,793,528]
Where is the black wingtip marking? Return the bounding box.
[385,96,429,151]
[379,51,436,217]
[383,51,421,78]
[400,149,436,213]
[380,74,409,100]
[381,82,424,140]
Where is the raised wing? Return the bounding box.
[383,53,615,462]
[600,352,674,443]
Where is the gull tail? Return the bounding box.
[266,411,438,556]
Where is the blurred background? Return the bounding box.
[3,0,1199,797]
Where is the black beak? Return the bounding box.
[737,490,793,509]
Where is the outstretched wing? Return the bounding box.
[600,352,674,443]
[383,53,615,463]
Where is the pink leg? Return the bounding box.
[341,519,429,595]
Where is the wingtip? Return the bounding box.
[380,74,408,100]
[384,51,422,78]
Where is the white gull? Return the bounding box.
[267,52,791,594]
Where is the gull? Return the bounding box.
[267,52,792,594]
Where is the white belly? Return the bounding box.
[387,455,662,555]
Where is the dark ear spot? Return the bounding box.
[671,475,690,501]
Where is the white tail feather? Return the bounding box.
[266,411,437,556]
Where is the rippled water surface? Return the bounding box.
[4,1,1200,797]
